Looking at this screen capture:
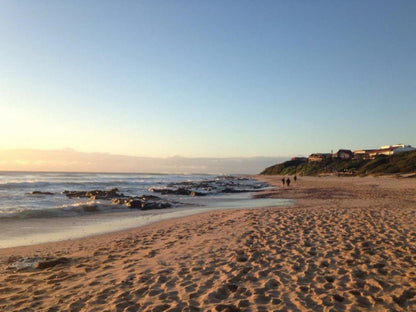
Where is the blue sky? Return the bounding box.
[1,1,415,160]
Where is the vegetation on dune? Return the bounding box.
[261,150,416,176]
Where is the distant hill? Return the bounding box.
[260,150,416,176]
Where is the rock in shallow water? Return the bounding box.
[149,176,269,196]
[148,187,207,196]
[63,188,124,199]
[112,196,172,210]
[29,191,54,195]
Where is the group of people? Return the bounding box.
[281,175,297,187]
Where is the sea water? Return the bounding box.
[0,172,291,247]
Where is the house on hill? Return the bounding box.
[353,149,372,159]
[308,153,331,162]
[369,146,397,158]
[333,149,353,160]
[392,144,415,154]
[354,144,415,159]
[354,147,395,159]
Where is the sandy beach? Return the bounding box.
[1,175,416,311]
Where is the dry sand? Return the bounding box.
[1,175,416,311]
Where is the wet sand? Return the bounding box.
[1,175,415,311]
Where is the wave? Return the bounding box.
[0,181,51,189]
[0,173,212,191]
[0,180,152,191]
[60,180,152,186]
[0,174,263,220]
[0,201,123,219]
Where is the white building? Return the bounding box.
[392,144,415,154]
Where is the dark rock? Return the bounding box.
[37,257,70,269]
[149,187,190,195]
[87,188,124,199]
[63,188,124,200]
[139,195,161,201]
[114,196,172,210]
[149,187,206,196]
[141,201,171,210]
[173,188,192,196]
[125,199,143,209]
[29,191,54,195]
[150,176,269,196]
[221,188,248,193]
[63,190,88,198]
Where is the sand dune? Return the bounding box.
[1,175,416,311]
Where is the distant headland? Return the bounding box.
[261,144,416,176]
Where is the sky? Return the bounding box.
[0,1,415,172]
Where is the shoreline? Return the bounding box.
[1,175,416,311]
[0,192,290,249]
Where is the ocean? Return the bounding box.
[0,172,291,247]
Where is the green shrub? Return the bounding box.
[261,150,416,176]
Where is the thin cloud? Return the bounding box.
[0,149,287,174]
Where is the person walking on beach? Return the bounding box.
[294,175,297,182]
[286,178,291,187]
[281,177,285,187]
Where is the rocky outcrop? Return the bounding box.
[148,187,207,196]
[63,188,124,200]
[58,177,270,212]
[112,195,172,210]
[62,188,172,211]
[149,177,269,196]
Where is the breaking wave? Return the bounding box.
[0,201,120,219]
